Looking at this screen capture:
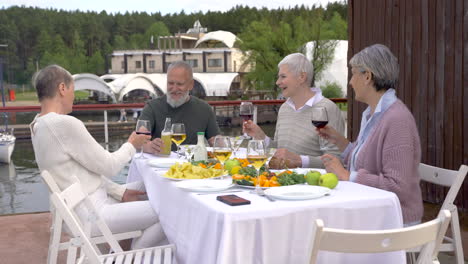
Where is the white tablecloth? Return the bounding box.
[127,154,405,264]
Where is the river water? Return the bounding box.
[0,123,276,215]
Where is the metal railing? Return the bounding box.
[0,98,347,146]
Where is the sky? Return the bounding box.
[2,0,341,15]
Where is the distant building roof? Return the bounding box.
[187,20,207,34]
[195,31,238,48]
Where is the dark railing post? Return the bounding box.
[123,54,128,74]
[202,51,207,72]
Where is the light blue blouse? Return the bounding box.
[342,88,397,182]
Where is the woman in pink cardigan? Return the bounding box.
[318,44,423,225]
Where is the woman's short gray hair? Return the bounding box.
[349,44,399,91]
[32,64,73,101]
[278,53,313,86]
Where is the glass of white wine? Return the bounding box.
[171,123,186,158]
[213,136,232,179]
[229,136,244,158]
[135,120,151,159]
[247,140,267,192]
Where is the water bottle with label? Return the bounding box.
[160,117,172,156]
[193,132,207,161]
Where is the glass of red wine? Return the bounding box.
[135,119,151,159]
[240,102,254,139]
[311,107,329,151]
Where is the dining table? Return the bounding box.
[127,151,405,264]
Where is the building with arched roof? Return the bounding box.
[109,21,251,99]
[107,21,348,101]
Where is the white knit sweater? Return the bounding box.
[30,112,136,200]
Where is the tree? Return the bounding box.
[0,3,348,84]
[87,50,105,75]
[69,30,87,73]
[238,14,339,96]
[144,22,170,49]
[113,35,127,50]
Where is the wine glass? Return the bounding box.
[171,123,186,158]
[239,102,254,139]
[180,145,196,161]
[247,140,267,193]
[266,147,277,169]
[135,119,151,159]
[311,107,329,151]
[213,136,232,178]
[229,136,244,158]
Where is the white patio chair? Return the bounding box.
[308,210,452,264]
[42,171,143,264]
[42,170,173,264]
[408,164,467,263]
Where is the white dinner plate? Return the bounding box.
[174,179,234,192]
[147,158,181,168]
[264,185,330,200]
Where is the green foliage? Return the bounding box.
[144,22,170,48]
[74,90,89,100]
[14,91,38,101]
[87,51,105,75]
[320,81,343,98]
[0,3,347,84]
[238,9,345,96]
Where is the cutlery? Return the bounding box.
[255,188,276,202]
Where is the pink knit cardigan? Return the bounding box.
[344,100,423,224]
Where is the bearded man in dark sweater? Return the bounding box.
[141,61,220,154]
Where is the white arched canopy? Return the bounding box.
[115,74,160,102]
[100,74,121,82]
[193,73,238,96]
[195,31,238,48]
[146,74,167,94]
[73,73,117,103]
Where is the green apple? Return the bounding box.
[319,173,339,189]
[305,170,321,186]
[224,159,241,174]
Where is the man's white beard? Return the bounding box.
[167,91,190,108]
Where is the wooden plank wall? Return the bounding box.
[348,0,468,210]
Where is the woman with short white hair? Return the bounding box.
[244,53,345,168]
[318,44,423,225]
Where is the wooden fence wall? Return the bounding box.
[347,0,468,210]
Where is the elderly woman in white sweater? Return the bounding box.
[243,53,345,168]
[30,65,166,249]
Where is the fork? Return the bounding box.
[255,188,276,202]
